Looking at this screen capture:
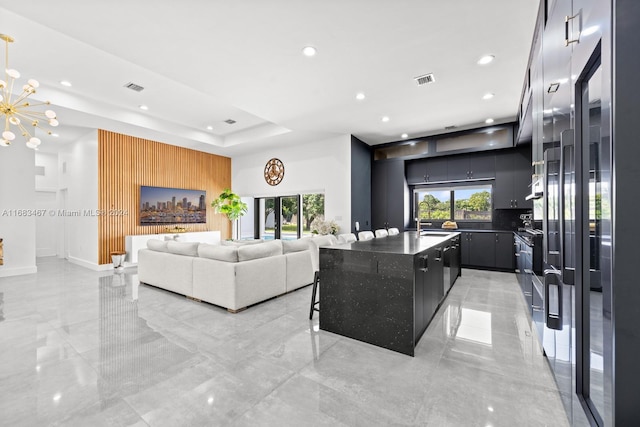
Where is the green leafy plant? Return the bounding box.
[211,189,248,221]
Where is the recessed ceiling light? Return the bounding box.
[485,118,494,124]
[477,55,495,65]
[401,133,408,139]
[139,105,148,111]
[356,92,365,100]
[206,126,213,130]
[381,116,390,122]
[60,80,72,87]
[482,93,495,100]
[302,46,316,57]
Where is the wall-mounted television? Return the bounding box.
[140,186,207,225]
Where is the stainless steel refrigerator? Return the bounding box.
[541,51,610,426]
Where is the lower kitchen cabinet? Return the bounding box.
[495,232,515,270]
[414,245,444,341]
[461,231,514,270]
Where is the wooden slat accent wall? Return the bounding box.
[98,130,231,265]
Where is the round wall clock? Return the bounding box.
[264,158,285,186]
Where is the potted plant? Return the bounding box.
[211,189,248,240]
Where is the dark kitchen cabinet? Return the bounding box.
[494,147,533,209]
[405,157,447,184]
[495,232,515,270]
[447,152,496,181]
[372,160,406,230]
[414,246,444,341]
[461,232,495,268]
[460,231,515,270]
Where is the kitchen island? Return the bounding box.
[319,231,461,356]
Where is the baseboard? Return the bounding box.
[36,249,57,257]
[68,256,113,271]
[0,265,38,277]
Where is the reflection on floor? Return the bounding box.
[0,257,569,426]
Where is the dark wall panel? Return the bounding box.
[350,136,372,233]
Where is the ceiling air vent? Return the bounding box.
[123,82,145,92]
[444,125,457,130]
[414,73,435,86]
[224,119,237,125]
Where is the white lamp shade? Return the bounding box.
[48,119,59,127]
[0,140,10,147]
[45,110,56,119]
[6,69,20,79]
[9,117,20,125]
[2,131,15,141]
[0,79,5,88]
[27,79,39,88]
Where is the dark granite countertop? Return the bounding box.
[418,228,515,233]
[327,231,460,256]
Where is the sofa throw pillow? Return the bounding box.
[238,240,282,261]
[147,239,169,252]
[198,244,238,262]
[166,241,199,257]
[222,239,264,247]
[282,239,311,254]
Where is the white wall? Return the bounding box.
[232,134,352,234]
[0,143,37,277]
[58,130,100,269]
[35,152,59,257]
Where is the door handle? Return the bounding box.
[543,269,563,330]
[564,14,580,46]
[559,129,575,285]
[419,254,428,272]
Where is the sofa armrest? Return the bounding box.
[138,249,194,296]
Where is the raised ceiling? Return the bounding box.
[0,1,539,156]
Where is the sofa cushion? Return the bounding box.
[167,241,200,257]
[222,239,264,247]
[238,240,282,261]
[198,243,238,262]
[282,239,311,254]
[147,239,169,252]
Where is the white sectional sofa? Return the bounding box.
[137,235,337,312]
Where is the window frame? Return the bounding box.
[413,183,493,223]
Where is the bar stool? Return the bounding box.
[309,271,320,320]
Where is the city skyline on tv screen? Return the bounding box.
[140,186,206,225]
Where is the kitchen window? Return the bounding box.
[415,184,492,222]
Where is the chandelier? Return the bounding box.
[0,33,58,149]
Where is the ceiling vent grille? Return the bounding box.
[444,125,457,130]
[123,82,145,92]
[224,119,237,125]
[414,73,435,86]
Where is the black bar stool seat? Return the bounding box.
[309,271,320,320]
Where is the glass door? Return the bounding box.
[279,196,300,240]
[257,197,277,240]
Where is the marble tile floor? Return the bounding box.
[0,257,569,427]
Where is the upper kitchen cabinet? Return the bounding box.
[372,159,408,231]
[405,157,447,184]
[542,0,573,152]
[447,152,495,181]
[494,147,533,209]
